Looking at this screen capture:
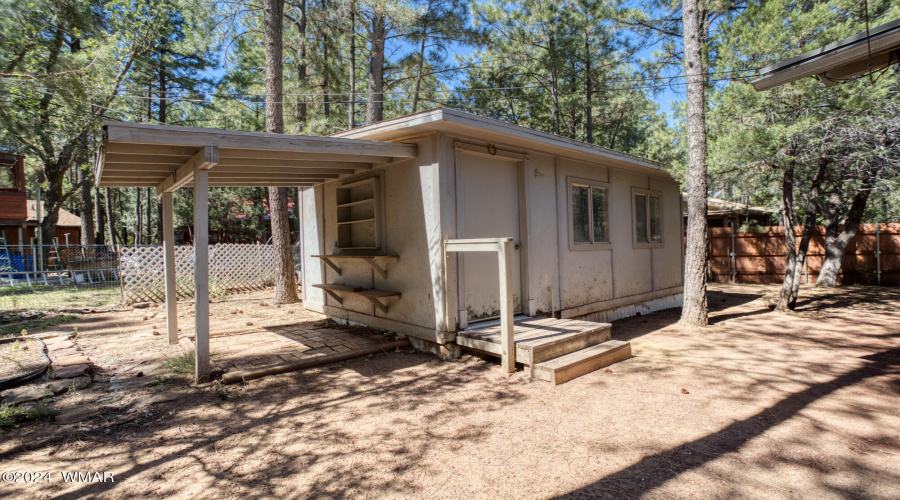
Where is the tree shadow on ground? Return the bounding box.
[612,287,766,342]
[1,348,527,499]
[556,347,900,499]
[793,285,900,313]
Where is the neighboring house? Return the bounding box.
[300,108,684,340]
[0,200,82,247]
[681,194,775,229]
[0,153,82,247]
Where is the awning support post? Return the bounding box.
[194,169,211,383]
[162,191,178,344]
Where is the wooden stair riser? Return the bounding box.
[533,342,631,385]
[525,326,611,365]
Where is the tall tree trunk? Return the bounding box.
[322,26,330,118]
[680,0,709,326]
[94,184,105,245]
[145,187,152,244]
[366,12,386,125]
[348,5,356,129]
[135,187,143,245]
[776,162,797,311]
[294,0,307,125]
[77,165,95,246]
[158,46,167,125]
[778,156,828,310]
[584,29,593,144]
[412,27,427,113]
[264,0,300,304]
[105,187,115,248]
[816,171,879,287]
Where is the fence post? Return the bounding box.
[875,222,881,285]
[729,222,736,283]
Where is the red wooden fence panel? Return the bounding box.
[708,223,900,285]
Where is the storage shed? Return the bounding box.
[300,109,684,379]
[98,108,683,384]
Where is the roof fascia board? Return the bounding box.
[752,18,900,90]
[334,108,668,174]
[103,122,417,159]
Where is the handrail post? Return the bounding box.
[444,237,516,373]
[497,239,515,373]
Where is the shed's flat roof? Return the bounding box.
[97,122,417,194]
[752,18,900,91]
[332,108,672,179]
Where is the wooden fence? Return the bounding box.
[709,223,900,285]
[119,244,276,304]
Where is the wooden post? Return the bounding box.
[498,239,515,373]
[193,170,211,383]
[162,191,178,344]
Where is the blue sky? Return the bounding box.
[207,1,683,124]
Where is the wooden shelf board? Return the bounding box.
[313,283,400,313]
[313,254,398,260]
[336,198,375,208]
[337,218,376,225]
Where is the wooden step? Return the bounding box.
[532,340,631,385]
[457,317,611,365]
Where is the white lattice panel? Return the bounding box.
[120,244,276,304]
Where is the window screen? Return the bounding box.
[572,185,590,243]
[571,182,609,246]
[634,194,648,243]
[591,187,609,243]
[649,195,662,242]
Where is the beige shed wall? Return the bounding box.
[301,135,447,342]
[302,128,683,339]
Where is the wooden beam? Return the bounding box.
[213,166,356,175]
[209,173,340,180]
[162,191,178,344]
[216,159,371,170]
[207,182,322,187]
[101,175,170,181]
[100,182,166,187]
[104,164,193,172]
[104,143,203,156]
[156,146,219,197]
[104,122,417,158]
[221,150,392,164]
[105,153,187,165]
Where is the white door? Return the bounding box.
[460,153,522,324]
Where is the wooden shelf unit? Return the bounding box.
[335,177,382,251]
[313,283,400,313]
[313,254,398,279]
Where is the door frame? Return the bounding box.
[453,141,531,330]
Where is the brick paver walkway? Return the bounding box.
[209,322,384,373]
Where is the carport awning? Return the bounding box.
[96,121,417,195]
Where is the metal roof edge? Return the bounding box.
[753,17,900,88]
[332,108,669,173]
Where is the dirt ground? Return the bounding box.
[1,283,899,499]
